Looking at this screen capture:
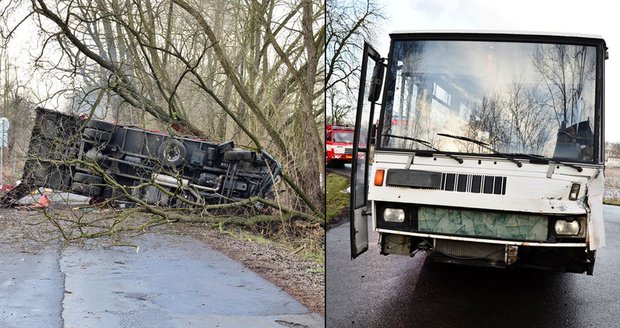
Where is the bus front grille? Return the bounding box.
[434,239,505,263]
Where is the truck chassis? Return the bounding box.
[1,107,280,208]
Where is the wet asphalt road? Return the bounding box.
[0,231,323,328]
[326,205,620,328]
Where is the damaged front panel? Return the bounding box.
[418,207,549,242]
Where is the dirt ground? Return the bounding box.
[0,208,54,254]
[0,207,325,316]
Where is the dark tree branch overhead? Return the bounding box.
[171,0,324,212]
[5,0,325,217]
[33,0,207,137]
[172,0,287,154]
[326,0,384,125]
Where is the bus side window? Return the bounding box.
[326,132,332,142]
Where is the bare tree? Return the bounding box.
[327,87,352,125]
[0,0,325,218]
[0,42,38,185]
[504,82,553,154]
[532,44,595,128]
[467,94,508,151]
[607,142,620,159]
[326,0,383,123]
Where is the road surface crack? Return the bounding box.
[56,244,67,328]
[275,319,310,328]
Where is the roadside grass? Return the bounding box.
[222,220,324,268]
[326,173,350,225]
[605,167,620,206]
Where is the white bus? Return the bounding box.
[350,32,607,275]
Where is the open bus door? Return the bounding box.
[350,42,385,258]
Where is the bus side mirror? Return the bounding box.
[368,60,385,102]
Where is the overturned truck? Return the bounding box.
[0,107,280,207]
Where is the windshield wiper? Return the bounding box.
[522,154,583,172]
[437,133,522,168]
[383,134,463,164]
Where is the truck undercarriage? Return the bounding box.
[0,107,280,208]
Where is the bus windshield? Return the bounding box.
[380,39,600,163]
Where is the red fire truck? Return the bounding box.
[326,125,354,168]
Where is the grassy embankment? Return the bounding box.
[604,167,620,206]
[326,173,350,225]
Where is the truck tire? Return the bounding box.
[73,172,103,185]
[70,182,102,196]
[157,139,186,168]
[223,150,256,163]
[83,128,111,143]
[86,119,115,132]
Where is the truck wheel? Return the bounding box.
[70,182,102,196]
[157,139,186,168]
[86,119,115,132]
[73,172,103,185]
[83,128,111,143]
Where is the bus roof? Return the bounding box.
[389,30,604,40]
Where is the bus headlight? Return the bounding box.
[555,219,580,236]
[383,208,405,223]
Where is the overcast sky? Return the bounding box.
[373,0,619,142]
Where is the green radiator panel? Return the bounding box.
[417,207,548,241]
